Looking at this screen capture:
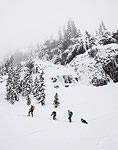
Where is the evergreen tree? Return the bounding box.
[64,19,78,39]
[33,70,46,105]
[22,71,33,97]
[98,21,107,36]
[32,76,40,99]
[13,64,21,94]
[21,69,33,105]
[4,56,14,73]
[0,64,5,76]
[6,65,19,104]
[53,93,60,108]
[77,29,82,38]
[38,70,46,105]
[97,21,116,45]
[71,20,78,38]
[85,31,96,50]
[62,19,78,50]
[26,60,34,74]
[62,20,72,50]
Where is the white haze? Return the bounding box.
[0,0,118,60]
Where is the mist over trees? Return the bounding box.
[34,19,117,65]
[0,19,118,105]
[0,19,117,70]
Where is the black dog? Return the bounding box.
[81,118,88,124]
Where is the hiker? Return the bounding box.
[28,105,35,117]
[81,118,88,124]
[51,111,57,120]
[68,110,73,122]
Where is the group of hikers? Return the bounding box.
[28,105,88,124]
[51,110,73,122]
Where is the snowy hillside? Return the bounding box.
[34,60,78,87]
[0,67,118,150]
[70,43,118,85]
[1,19,118,150]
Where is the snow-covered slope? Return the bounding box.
[33,59,78,87]
[1,60,118,150]
[70,43,118,85]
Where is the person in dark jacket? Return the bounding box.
[28,105,35,117]
[81,118,88,124]
[68,110,73,122]
[51,111,57,120]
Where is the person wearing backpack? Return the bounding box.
[28,105,35,117]
[51,111,57,120]
[68,110,73,122]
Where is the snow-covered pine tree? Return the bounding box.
[38,70,46,105]
[53,92,60,108]
[0,64,5,76]
[64,20,72,40]
[71,20,78,38]
[26,60,34,74]
[13,64,21,94]
[62,19,78,51]
[97,21,116,45]
[63,20,73,50]
[98,21,107,36]
[57,27,64,51]
[85,31,96,50]
[6,65,19,104]
[32,76,40,98]
[21,68,33,105]
[5,56,14,74]
[78,29,82,38]
[66,19,78,39]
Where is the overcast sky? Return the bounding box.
[0,0,118,60]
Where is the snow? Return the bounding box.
[1,61,118,150]
[94,43,118,50]
[70,43,118,85]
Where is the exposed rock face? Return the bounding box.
[102,59,118,82]
[70,44,118,86]
[111,71,118,83]
[88,48,98,58]
[91,77,108,86]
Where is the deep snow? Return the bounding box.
[0,62,118,150]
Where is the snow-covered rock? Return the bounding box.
[70,44,118,85]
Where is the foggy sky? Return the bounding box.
[0,0,118,61]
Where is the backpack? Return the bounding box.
[70,112,73,116]
[68,111,73,116]
[31,105,35,111]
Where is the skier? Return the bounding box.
[28,105,35,117]
[68,110,73,122]
[51,111,57,120]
